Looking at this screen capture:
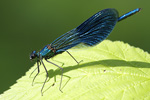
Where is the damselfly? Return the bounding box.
[30,8,141,95]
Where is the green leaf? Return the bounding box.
[1,40,150,100]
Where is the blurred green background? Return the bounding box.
[0,0,149,94]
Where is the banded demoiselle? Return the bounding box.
[30,8,141,95]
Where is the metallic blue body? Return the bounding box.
[39,45,51,57]
[118,8,141,21]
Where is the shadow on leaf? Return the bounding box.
[43,59,150,92]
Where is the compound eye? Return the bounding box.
[30,51,37,60]
[30,54,35,60]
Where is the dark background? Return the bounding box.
[0,0,149,94]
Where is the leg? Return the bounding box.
[29,61,41,78]
[32,61,40,86]
[29,67,38,78]
[66,50,79,64]
[46,59,63,93]
[66,50,83,64]
[40,59,49,96]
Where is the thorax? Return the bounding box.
[39,44,56,59]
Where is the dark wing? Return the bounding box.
[77,8,118,46]
[51,28,80,53]
[51,8,118,53]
